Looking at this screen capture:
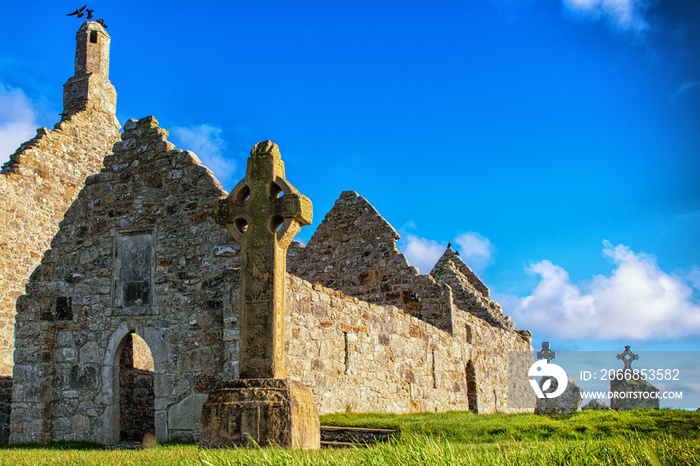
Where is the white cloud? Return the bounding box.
[170,124,236,185]
[398,230,496,275]
[562,0,654,34]
[454,232,494,272]
[400,220,418,231]
[509,241,700,340]
[670,81,700,101]
[686,266,700,292]
[0,84,39,157]
[399,234,446,274]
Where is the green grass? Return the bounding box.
[1,410,698,465]
[322,408,700,443]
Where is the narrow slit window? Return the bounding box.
[343,332,350,375]
[90,30,98,43]
[432,350,438,388]
[55,296,73,320]
[466,360,478,413]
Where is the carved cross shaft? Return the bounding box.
[216,141,312,379]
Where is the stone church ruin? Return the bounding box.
[1,21,535,445]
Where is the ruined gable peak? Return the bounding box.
[288,190,414,287]
[103,116,172,166]
[430,245,459,274]
[315,190,400,243]
[87,116,225,199]
[121,116,169,142]
[430,245,490,297]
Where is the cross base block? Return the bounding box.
[199,379,320,449]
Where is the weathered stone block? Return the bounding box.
[610,376,660,411]
[534,376,582,415]
[167,394,209,432]
[199,379,320,449]
[194,374,217,393]
[582,398,609,410]
[69,364,98,390]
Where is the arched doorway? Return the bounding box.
[118,333,155,442]
[466,360,478,414]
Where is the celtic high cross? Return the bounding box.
[537,341,556,362]
[215,140,312,379]
[617,345,639,371]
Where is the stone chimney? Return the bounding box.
[62,21,117,118]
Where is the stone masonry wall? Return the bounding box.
[10,117,240,444]
[288,191,455,334]
[0,377,11,445]
[0,109,121,377]
[285,275,535,414]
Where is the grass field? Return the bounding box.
[1,409,698,465]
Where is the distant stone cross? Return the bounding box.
[216,140,312,379]
[537,341,556,362]
[617,345,639,371]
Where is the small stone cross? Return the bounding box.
[537,341,556,362]
[616,345,639,371]
[216,140,312,379]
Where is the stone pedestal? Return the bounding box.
[199,379,320,449]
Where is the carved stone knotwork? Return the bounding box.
[215,140,312,379]
[616,345,639,371]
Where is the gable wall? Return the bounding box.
[9,117,240,444]
[0,110,121,377]
[288,191,455,333]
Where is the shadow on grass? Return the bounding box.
[0,441,104,450]
[0,439,197,450]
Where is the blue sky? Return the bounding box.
[1,0,699,354]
